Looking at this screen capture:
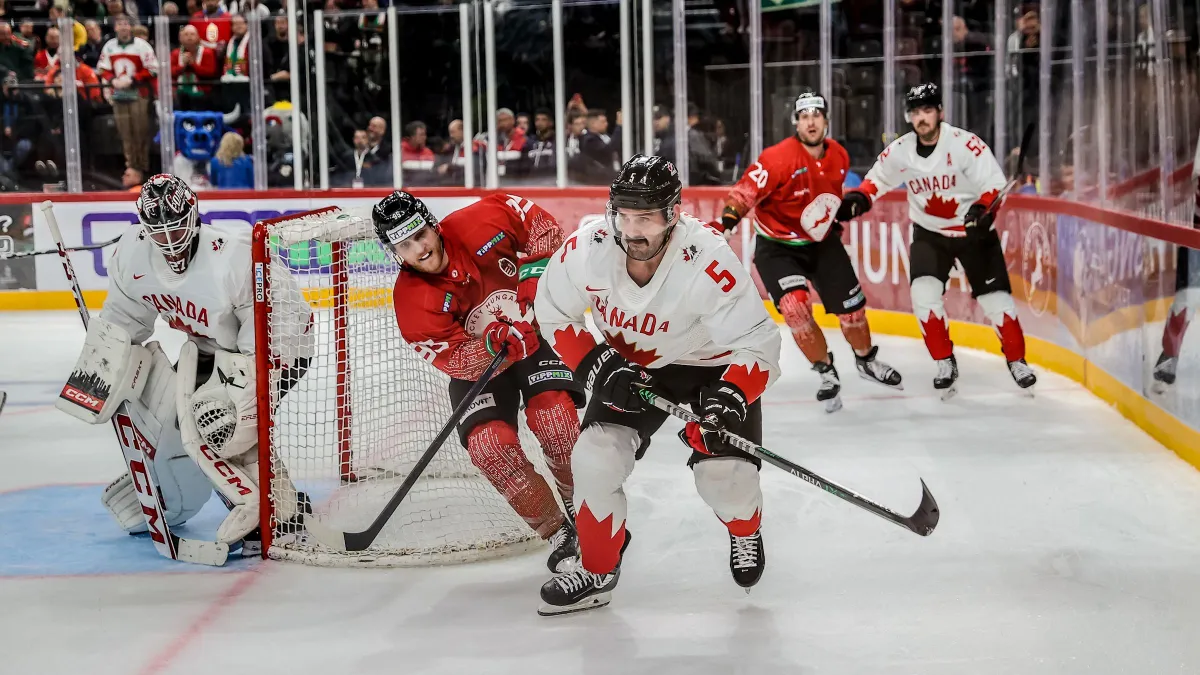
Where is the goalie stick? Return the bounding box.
[0,233,121,260]
[304,346,510,553]
[41,201,229,566]
[637,388,940,536]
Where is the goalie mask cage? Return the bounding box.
[252,205,549,567]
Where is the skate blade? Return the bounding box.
[938,383,958,401]
[857,370,904,391]
[822,395,843,413]
[537,591,612,617]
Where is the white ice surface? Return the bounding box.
[2,311,1200,674]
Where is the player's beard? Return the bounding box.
[913,119,939,145]
[618,227,673,262]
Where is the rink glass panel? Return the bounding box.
[252,207,553,567]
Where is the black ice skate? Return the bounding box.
[538,532,631,616]
[934,355,958,401]
[729,530,765,591]
[1007,358,1037,394]
[812,353,842,413]
[1152,352,1177,394]
[546,519,579,573]
[855,346,903,390]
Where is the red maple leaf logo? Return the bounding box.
[722,362,771,402]
[212,237,225,252]
[1162,308,1191,357]
[977,189,1000,208]
[924,193,960,220]
[551,325,598,370]
[603,330,660,367]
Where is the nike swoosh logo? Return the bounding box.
[985,278,996,284]
[133,274,145,280]
[585,286,607,292]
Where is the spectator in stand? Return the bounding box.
[210,132,254,189]
[45,59,104,103]
[267,13,293,102]
[190,0,232,51]
[686,103,721,185]
[495,107,525,150]
[17,20,36,51]
[516,112,530,136]
[0,22,33,81]
[227,0,270,21]
[121,166,143,192]
[579,108,615,180]
[78,20,103,68]
[97,14,158,176]
[434,118,465,184]
[650,104,675,163]
[74,0,105,19]
[346,128,390,187]
[132,24,150,42]
[366,115,391,163]
[400,120,434,174]
[106,0,137,20]
[223,14,252,80]
[172,24,219,111]
[525,107,555,180]
[34,26,59,80]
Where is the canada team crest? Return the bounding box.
[464,289,521,336]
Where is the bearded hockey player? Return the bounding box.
[57,174,312,557]
[1152,134,1200,392]
[839,83,1035,397]
[712,90,901,412]
[374,190,583,573]
[535,155,782,615]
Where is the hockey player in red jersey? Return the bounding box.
[712,91,901,412]
[535,155,782,615]
[373,191,584,572]
[1152,135,1200,391]
[839,83,1035,397]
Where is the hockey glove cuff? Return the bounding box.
[835,190,871,222]
[578,343,654,414]
[517,260,547,316]
[696,381,749,455]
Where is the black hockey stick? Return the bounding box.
[0,233,121,260]
[981,122,1037,223]
[638,389,940,536]
[304,346,510,552]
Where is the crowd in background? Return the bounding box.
[0,0,1193,192]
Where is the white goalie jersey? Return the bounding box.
[856,122,1008,237]
[100,220,312,361]
[536,213,781,402]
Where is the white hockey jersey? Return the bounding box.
[857,122,1007,236]
[100,222,312,361]
[536,214,781,403]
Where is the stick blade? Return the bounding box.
[906,479,940,536]
[303,516,350,552]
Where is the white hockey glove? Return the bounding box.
[57,317,152,425]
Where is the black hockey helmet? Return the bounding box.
[905,83,942,112]
[136,173,199,273]
[791,89,827,122]
[372,190,439,263]
[607,154,682,261]
[608,154,682,213]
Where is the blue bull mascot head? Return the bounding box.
[176,106,241,162]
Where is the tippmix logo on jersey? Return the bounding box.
[442,292,453,312]
[476,232,506,256]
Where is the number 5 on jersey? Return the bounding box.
[705,261,736,293]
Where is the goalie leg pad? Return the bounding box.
[467,420,564,538]
[177,342,260,544]
[58,316,152,425]
[693,457,763,537]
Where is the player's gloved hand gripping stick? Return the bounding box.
[636,387,941,537]
[304,345,510,552]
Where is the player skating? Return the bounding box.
[712,90,901,412]
[839,83,1035,398]
[57,174,312,557]
[373,190,583,573]
[1151,134,1200,392]
[535,155,782,615]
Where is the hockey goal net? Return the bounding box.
[252,205,548,567]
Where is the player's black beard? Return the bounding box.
[617,226,674,262]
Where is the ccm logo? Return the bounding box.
[199,444,254,496]
[60,385,104,412]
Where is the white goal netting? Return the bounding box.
[255,205,549,567]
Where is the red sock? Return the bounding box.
[575,501,626,575]
[919,312,954,360]
[996,313,1026,362]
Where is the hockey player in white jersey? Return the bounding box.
[58,174,311,556]
[535,155,782,615]
[1151,134,1200,391]
[837,83,1035,397]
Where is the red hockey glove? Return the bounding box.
[484,319,540,362]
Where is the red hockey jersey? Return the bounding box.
[727,136,850,244]
[392,194,563,380]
